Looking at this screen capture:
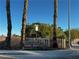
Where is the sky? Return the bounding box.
[0,0,79,36]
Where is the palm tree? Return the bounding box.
[6,0,12,49]
[21,0,28,48]
[52,0,58,48]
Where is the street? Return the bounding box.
[0,48,79,59]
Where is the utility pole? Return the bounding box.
[68,0,71,48]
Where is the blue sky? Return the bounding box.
[0,0,79,36]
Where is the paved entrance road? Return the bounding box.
[0,48,79,59]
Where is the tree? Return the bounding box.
[65,29,79,41]
[26,24,34,37]
[26,23,51,38]
[21,0,28,48]
[25,23,65,39]
[6,0,12,49]
[56,27,66,39]
[51,0,58,48]
[39,23,52,38]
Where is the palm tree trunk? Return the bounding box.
[21,0,28,48]
[6,0,12,49]
[51,0,58,48]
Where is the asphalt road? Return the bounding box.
[0,48,79,59]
